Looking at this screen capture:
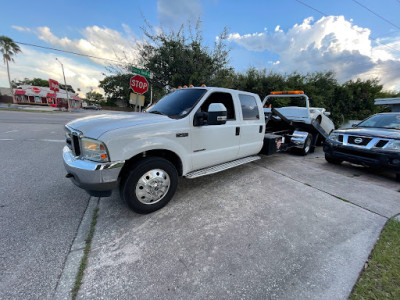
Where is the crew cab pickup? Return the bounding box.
[64,87,267,213]
[324,112,400,181]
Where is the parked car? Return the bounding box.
[83,104,102,110]
[324,112,400,181]
[263,91,335,136]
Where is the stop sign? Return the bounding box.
[130,75,149,94]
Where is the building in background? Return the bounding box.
[375,97,400,112]
[13,85,82,109]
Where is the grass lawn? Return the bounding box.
[350,218,400,299]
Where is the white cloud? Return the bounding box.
[3,24,147,97]
[228,16,400,91]
[12,25,31,32]
[0,46,106,97]
[36,25,140,66]
[157,0,203,29]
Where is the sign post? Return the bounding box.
[130,67,152,111]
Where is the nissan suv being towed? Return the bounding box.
[323,112,400,181]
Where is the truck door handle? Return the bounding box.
[236,127,240,136]
[259,125,263,133]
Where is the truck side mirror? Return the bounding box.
[207,103,227,125]
[324,111,331,116]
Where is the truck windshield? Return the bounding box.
[147,89,206,118]
[357,114,400,130]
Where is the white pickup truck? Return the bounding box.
[63,87,326,213]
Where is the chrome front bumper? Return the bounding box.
[63,146,124,196]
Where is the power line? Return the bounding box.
[294,0,327,16]
[15,41,122,63]
[352,0,400,31]
[293,0,400,55]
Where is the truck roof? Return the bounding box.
[179,86,260,98]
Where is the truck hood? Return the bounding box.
[66,112,174,139]
[335,127,400,139]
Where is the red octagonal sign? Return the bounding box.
[130,75,149,94]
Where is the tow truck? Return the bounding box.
[63,87,334,213]
[261,91,335,155]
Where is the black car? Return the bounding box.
[323,113,400,181]
[83,104,102,110]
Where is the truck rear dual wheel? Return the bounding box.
[120,157,178,214]
[300,134,312,156]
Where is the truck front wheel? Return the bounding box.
[121,157,178,214]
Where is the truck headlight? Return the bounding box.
[81,138,109,162]
[329,132,340,142]
[385,140,400,151]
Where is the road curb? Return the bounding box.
[53,197,99,299]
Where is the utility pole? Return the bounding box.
[56,58,71,112]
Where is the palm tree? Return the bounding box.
[0,36,21,103]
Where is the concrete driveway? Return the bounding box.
[73,149,399,299]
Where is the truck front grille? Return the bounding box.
[65,126,82,157]
[72,135,81,156]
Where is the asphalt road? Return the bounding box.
[0,110,101,299]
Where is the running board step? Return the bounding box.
[184,156,261,179]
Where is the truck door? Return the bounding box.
[237,94,264,157]
[190,92,240,170]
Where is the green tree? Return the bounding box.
[139,21,230,95]
[99,74,132,106]
[86,90,103,102]
[0,36,21,103]
[12,77,49,88]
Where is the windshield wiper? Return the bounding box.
[149,111,169,117]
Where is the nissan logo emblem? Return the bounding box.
[354,138,363,144]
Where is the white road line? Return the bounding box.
[0,139,14,141]
[25,139,65,143]
[1,130,19,134]
[40,139,65,143]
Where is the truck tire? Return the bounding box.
[120,157,178,214]
[325,154,343,165]
[300,134,312,156]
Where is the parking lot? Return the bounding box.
[1,110,399,299]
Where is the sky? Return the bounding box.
[1,0,400,97]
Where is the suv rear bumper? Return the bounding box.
[323,141,400,172]
[63,146,124,197]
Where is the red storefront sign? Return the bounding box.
[49,79,60,91]
[32,87,41,93]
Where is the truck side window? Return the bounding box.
[200,92,236,120]
[239,94,259,120]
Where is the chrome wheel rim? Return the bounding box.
[304,137,311,153]
[135,169,170,205]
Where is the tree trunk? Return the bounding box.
[6,60,15,104]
